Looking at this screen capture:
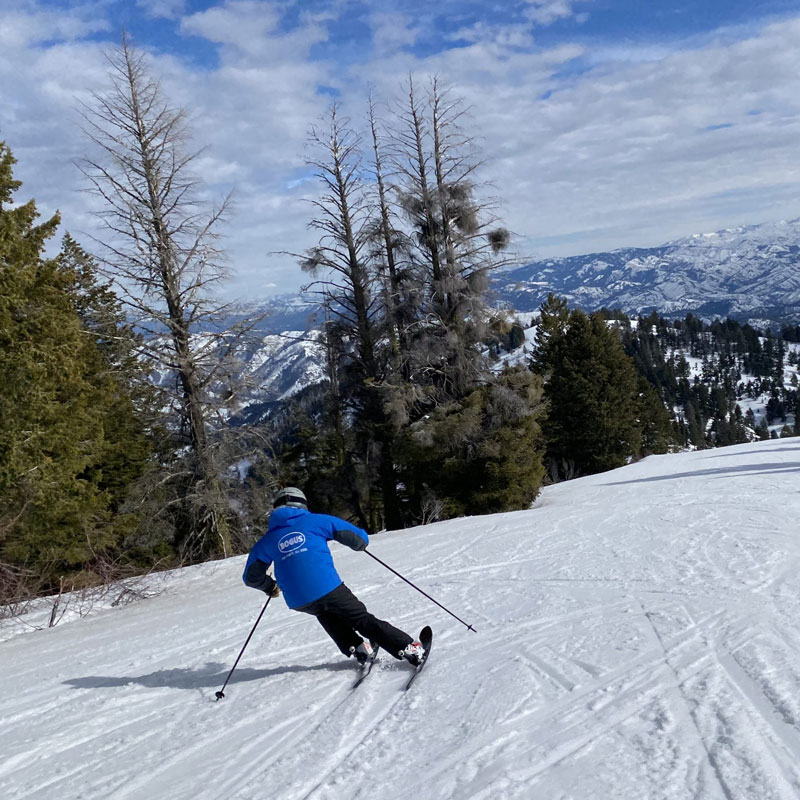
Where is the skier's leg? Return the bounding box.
[314,611,362,657]
[321,583,413,658]
[296,595,362,656]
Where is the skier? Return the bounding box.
[242,487,425,667]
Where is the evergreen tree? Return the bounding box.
[367,96,416,374]
[0,144,150,595]
[535,303,643,477]
[290,81,545,526]
[635,377,675,455]
[396,369,546,519]
[532,294,570,375]
[57,236,158,558]
[390,77,511,404]
[385,78,542,518]
[507,323,526,352]
[297,106,400,530]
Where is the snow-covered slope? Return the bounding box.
[2,439,800,799]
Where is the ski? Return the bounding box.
[404,626,433,691]
[352,642,379,689]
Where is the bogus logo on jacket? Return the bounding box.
[278,531,306,554]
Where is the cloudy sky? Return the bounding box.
[3,0,800,299]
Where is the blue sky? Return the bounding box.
[4,0,800,298]
[33,0,800,66]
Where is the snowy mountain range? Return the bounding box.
[224,218,800,404]
[3,437,799,798]
[244,217,800,331]
[492,218,800,324]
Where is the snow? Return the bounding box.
[2,439,800,798]
[242,330,327,400]
[494,324,538,370]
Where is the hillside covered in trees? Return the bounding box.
[618,311,798,446]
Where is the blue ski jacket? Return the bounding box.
[242,507,369,609]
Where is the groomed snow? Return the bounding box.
[2,439,800,799]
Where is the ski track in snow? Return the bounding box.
[2,440,800,799]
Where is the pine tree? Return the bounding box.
[289,81,544,525]
[367,96,416,372]
[0,144,151,595]
[535,303,643,477]
[396,369,546,519]
[532,294,570,375]
[388,77,511,406]
[755,418,770,440]
[636,377,675,455]
[384,78,540,518]
[78,37,251,561]
[57,236,156,540]
[297,106,400,529]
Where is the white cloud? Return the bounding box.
[523,0,592,27]
[448,21,536,50]
[136,0,188,21]
[181,1,280,44]
[180,1,323,62]
[502,17,800,253]
[0,3,108,49]
[368,10,418,55]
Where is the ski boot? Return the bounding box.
[400,640,425,667]
[351,640,375,666]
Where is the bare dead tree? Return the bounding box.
[367,95,415,365]
[77,36,249,560]
[302,106,380,379]
[294,106,403,529]
[387,76,513,400]
[391,76,444,301]
[280,82,527,529]
[429,77,512,319]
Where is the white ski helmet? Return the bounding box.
[273,486,308,509]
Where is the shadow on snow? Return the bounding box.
[699,446,800,458]
[63,660,354,691]
[602,461,800,486]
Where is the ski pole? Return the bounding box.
[215,595,271,701]
[364,549,477,633]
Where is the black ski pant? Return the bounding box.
[296,583,413,659]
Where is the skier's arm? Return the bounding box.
[332,527,368,551]
[319,515,369,551]
[242,554,279,596]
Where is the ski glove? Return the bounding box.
[332,528,368,551]
[263,575,281,597]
